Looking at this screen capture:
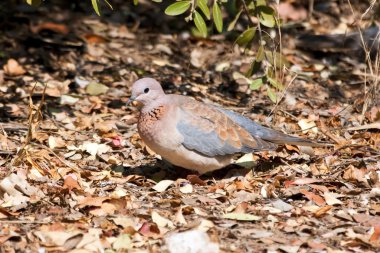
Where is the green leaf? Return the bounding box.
[267,87,277,103]
[227,9,242,31]
[26,0,42,6]
[255,0,267,6]
[194,11,208,38]
[234,27,256,47]
[133,0,139,5]
[223,213,262,221]
[197,0,210,20]
[267,77,284,90]
[91,0,101,16]
[256,45,265,62]
[213,2,223,33]
[250,78,264,90]
[165,1,191,16]
[257,6,276,28]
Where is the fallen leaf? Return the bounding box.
[370,226,380,243]
[3,59,26,76]
[323,191,343,206]
[83,33,107,44]
[314,205,333,217]
[223,213,262,221]
[299,189,326,206]
[165,230,219,253]
[85,82,109,95]
[63,174,81,191]
[290,178,322,185]
[298,118,318,134]
[152,211,174,229]
[179,183,193,194]
[272,199,294,212]
[186,174,206,185]
[113,234,132,250]
[30,22,69,34]
[152,180,174,192]
[48,136,66,149]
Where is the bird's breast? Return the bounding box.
[137,105,180,148]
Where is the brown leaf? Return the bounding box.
[285,144,300,153]
[83,34,107,44]
[290,178,322,185]
[30,22,70,34]
[370,226,380,243]
[138,222,161,238]
[343,165,368,185]
[299,189,326,206]
[186,174,206,186]
[63,174,81,191]
[3,59,26,76]
[307,240,327,250]
[77,196,110,208]
[314,205,333,217]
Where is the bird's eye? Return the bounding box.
[144,88,149,93]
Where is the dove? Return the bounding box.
[129,78,324,174]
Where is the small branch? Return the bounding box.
[240,0,254,27]
[0,150,16,155]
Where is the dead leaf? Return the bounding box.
[314,205,333,217]
[165,230,219,253]
[179,183,193,194]
[323,191,343,206]
[290,178,322,185]
[63,174,81,191]
[3,59,26,76]
[48,136,66,149]
[83,34,107,44]
[30,22,70,34]
[113,234,132,250]
[299,189,326,206]
[223,213,262,221]
[151,210,174,229]
[85,82,109,96]
[152,180,174,192]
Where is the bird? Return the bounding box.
[128,78,324,174]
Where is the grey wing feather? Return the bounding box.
[177,120,241,156]
[176,104,275,157]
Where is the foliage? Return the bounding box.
[25,0,287,103]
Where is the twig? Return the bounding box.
[0,150,16,155]
[0,220,49,224]
[269,73,298,117]
[240,0,255,27]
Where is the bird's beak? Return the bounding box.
[126,96,141,107]
[126,96,134,106]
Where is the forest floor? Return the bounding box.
[0,1,379,252]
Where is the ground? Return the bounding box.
[0,0,379,252]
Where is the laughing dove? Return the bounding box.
[129,78,323,174]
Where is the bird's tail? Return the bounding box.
[262,132,329,147]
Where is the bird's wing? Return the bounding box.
[175,98,276,157]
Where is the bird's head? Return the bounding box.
[128,78,165,108]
